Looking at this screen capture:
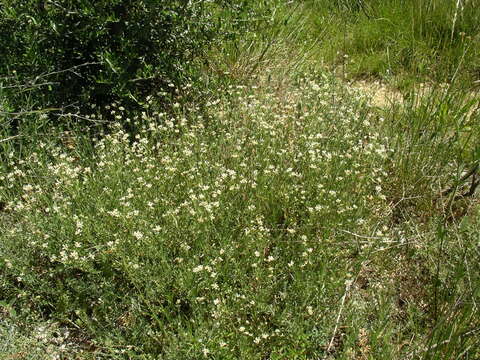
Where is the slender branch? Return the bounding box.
[52,113,110,124]
[34,61,101,81]
[326,279,352,354]
[441,161,479,197]
[0,108,63,116]
[0,62,102,91]
[339,229,387,240]
[0,135,22,143]
[1,82,58,90]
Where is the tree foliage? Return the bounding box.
[0,0,219,116]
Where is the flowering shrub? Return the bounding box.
[0,74,394,357]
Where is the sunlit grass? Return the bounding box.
[1,0,479,358]
[301,0,480,89]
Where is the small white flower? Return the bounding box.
[192,265,204,273]
[133,231,144,240]
[23,184,33,192]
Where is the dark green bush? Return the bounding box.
[0,0,220,120]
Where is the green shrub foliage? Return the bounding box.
[0,0,219,116]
